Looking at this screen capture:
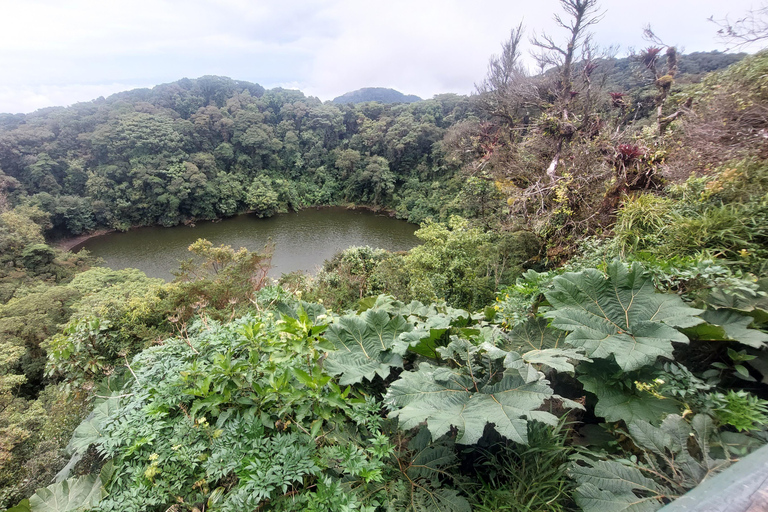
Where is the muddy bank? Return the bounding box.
[53,229,116,252]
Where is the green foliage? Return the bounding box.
[386,336,569,445]
[613,194,674,256]
[44,269,169,388]
[682,309,768,349]
[500,317,587,373]
[571,415,732,511]
[379,427,470,512]
[578,361,681,424]
[7,52,768,512]
[706,390,768,432]
[308,245,391,310]
[0,206,48,263]
[172,238,273,315]
[67,310,392,511]
[611,162,768,272]
[399,217,539,309]
[0,79,474,237]
[496,269,559,327]
[705,278,768,327]
[468,420,576,512]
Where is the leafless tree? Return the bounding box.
[530,0,604,179]
[531,0,603,104]
[475,24,540,137]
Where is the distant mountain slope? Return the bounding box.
[332,87,422,104]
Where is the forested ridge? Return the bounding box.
[2,0,768,509]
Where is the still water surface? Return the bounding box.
[74,208,420,281]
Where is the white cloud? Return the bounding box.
[0,0,763,112]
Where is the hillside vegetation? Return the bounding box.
[0,2,767,510]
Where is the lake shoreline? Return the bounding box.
[51,204,403,254]
[53,228,117,252]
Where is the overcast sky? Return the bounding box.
[0,0,764,114]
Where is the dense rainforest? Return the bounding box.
[1,1,768,510]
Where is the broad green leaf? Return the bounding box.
[683,309,768,349]
[626,420,675,456]
[390,299,437,318]
[401,309,477,359]
[571,460,662,512]
[389,427,470,512]
[626,415,728,488]
[580,375,679,423]
[323,309,412,385]
[545,261,703,371]
[386,363,556,444]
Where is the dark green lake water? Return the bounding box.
[73,208,420,281]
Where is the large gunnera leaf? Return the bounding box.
[323,308,412,385]
[385,362,556,445]
[570,462,663,512]
[545,261,702,371]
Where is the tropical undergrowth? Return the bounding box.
[10,245,768,512]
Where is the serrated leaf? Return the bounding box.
[402,310,480,360]
[391,300,437,318]
[570,459,660,493]
[412,488,471,512]
[574,482,661,512]
[401,327,449,359]
[386,363,556,445]
[626,420,675,456]
[323,309,412,385]
[545,261,702,371]
[406,429,457,481]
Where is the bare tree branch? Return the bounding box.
[710,3,768,50]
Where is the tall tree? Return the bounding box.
[531,0,603,179]
[475,24,538,137]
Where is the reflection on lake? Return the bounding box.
[73,207,420,281]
